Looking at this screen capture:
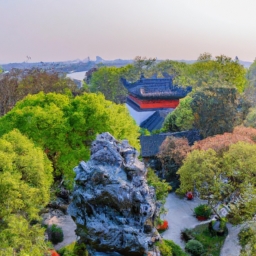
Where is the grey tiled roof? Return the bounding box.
[140,130,201,157]
[140,110,173,132]
[121,75,192,100]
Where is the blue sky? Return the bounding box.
[1,0,256,63]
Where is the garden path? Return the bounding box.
[219,223,244,256]
[43,211,77,250]
[162,192,242,256]
[161,192,208,248]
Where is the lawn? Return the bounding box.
[182,223,227,256]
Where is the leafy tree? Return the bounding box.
[152,60,190,86]
[197,52,212,61]
[0,129,52,255]
[192,127,255,154]
[243,85,256,108]
[0,129,53,219]
[186,54,247,92]
[246,59,256,87]
[133,56,157,74]
[147,168,171,203]
[0,216,50,256]
[0,70,19,116]
[233,125,256,139]
[0,68,78,116]
[239,223,256,256]
[90,65,135,103]
[17,68,78,96]
[177,142,256,223]
[162,96,194,132]
[157,136,190,188]
[0,92,140,187]
[162,86,243,138]
[90,57,158,104]
[243,108,256,128]
[191,87,238,138]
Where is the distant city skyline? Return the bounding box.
[1,0,256,63]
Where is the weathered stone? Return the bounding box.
[68,133,160,256]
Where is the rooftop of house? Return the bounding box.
[121,73,192,100]
[140,130,201,158]
[140,110,172,132]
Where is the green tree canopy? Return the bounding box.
[162,96,194,132]
[133,56,157,74]
[186,54,247,92]
[154,54,247,92]
[154,60,190,84]
[0,92,140,187]
[0,68,79,117]
[197,52,212,61]
[89,57,158,103]
[190,87,238,138]
[244,107,256,128]
[246,59,256,87]
[0,129,52,255]
[90,65,136,103]
[162,86,247,138]
[177,142,256,223]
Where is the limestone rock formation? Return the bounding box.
[68,133,160,256]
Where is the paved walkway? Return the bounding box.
[43,212,77,250]
[161,193,208,248]
[162,193,242,255]
[220,223,243,256]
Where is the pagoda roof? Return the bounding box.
[121,74,192,100]
[140,129,201,158]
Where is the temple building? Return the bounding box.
[121,74,192,131]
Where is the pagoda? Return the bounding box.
[121,73,192,131]
[121,73,192,110]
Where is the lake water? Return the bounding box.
[66,71,87,81]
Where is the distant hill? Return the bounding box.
[1,57,252,72]
[239,60,252,68]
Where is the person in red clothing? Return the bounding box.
[186,191,193,200]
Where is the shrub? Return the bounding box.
[185,240,204,256]
[194,204,212,219]
[157,236,188,255]
[156,240,172,256]
[73,242,88,256]
[47,224,64,244]
[181,228,194,242]
[163,240,188,256]
[58,241,88,256]
[239,224,256,256]
[58,242,76,256]
[147,168,171,203]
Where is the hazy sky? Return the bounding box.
[1,0,256,63]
